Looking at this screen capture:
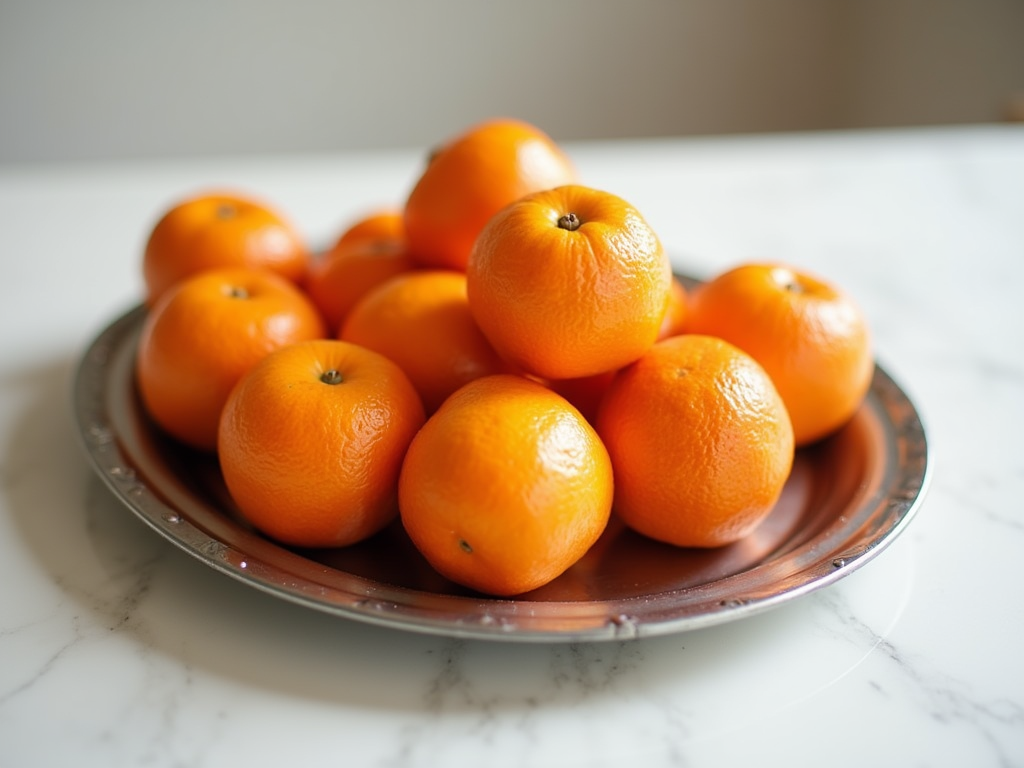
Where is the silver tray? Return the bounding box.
[72,293,929,643]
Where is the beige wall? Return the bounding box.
[836,0,1024,127]
[1,0,1021,165]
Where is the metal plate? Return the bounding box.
[72,296,929,643]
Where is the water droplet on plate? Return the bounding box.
[833,545,871,569]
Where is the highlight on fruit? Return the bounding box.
[130,117,874,597]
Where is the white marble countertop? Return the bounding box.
[1,125,1022,767]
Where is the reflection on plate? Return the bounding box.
[72,291,929,642]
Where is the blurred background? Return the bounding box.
[2,0,1022,166]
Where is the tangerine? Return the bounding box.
[595,334,794,548]
[218,339,426,548]
[403,118,577,271]
[306,239,416,335]
[684,262,873,445]
[142,191,309,307]
[544,370,617,426]
[467,184,672,380]
[657,276,689,339]
[398,374,613,596]
[340,270,512,414]
[135,267,326,452]
[329,208,404,251]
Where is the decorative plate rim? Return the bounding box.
[72,295,930,643]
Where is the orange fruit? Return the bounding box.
[330,208,404,251]
[340,270,512,414]
[467,184,672,380]
[684,262,873,445]
[398,374,613,596]
[656,276,689,340]
[218,339,426,548]
[595,334,794,549]
[305,209,414,333]
[306,239,416,334]
[403,118,577,271]
[135,267,326,452]
[142,191,309,307]
[544,370,617,426]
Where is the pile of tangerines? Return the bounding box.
[134,118,873,597]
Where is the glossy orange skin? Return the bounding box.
[306,239,416,334]
[218,339,425,548]
[135,268,326,452]
[467,184,672,380]
[142,192,309,307]
[330,209,404,252]
[535,276,686,423]
[544,370,617,426]
[398,374,613,596]
[657,276,689,339]
[340,270,512,414]
[403,118,577,271]
[306,209,414,334]
[596,334,795,549]
[684,263,873,446]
